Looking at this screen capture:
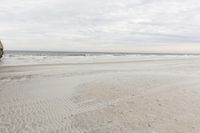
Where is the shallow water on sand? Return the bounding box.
[1,50,199,66]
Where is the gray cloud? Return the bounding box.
[1,0,200,52]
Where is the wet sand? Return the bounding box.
[1,58,200,133]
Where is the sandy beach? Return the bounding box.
[1,57,200,133]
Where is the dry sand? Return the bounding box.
[1,58,200,133]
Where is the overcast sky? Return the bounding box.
[1,0,200,52]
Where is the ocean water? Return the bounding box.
[0,50,199,66]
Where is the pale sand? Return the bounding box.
[1,58,200,133]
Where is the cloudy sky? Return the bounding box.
[1,0,200,52]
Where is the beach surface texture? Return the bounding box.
[1,56,200,133]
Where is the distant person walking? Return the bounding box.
[0,40,4,58]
